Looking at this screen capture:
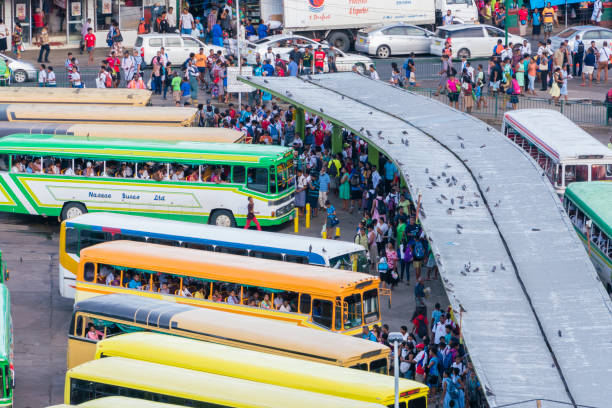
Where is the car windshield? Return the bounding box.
[435,28,452,38]
[253,38,271,45]
[557,28,578,39]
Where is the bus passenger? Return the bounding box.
[212,290,223,302]
[32,158,42,173]
[137,166,149,179]
[120,163,133,178]
[181,285,192,297]
[260,294,272,309]
[160,283,170,294]
[193,287,206,299]
[279,300,292,312]
[86,323,104,341]
[227,290,239,304]
[64,165,75,176]
[11,158,24,172]
[52,160,61,174]
[186,169,199,182]
[84,162,94,177]
[127,274,142,289]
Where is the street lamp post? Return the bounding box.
[504,0,510,46]
[236,0,242,108]
[388,332,404,408]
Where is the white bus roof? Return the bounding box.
[65,213,364,261]
[504,109,612,162]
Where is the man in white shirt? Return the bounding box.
[521,39,531,56]
[433,314,449,344]
[592,0,603,25]
[166,6,176,31]
[442,10,454,26]
[597,41,611,83]
[369,64,380,80]
[371,166,381,190]
[414,345,428,383]
[179,7,195,35]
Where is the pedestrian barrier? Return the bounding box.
[409,87,611,126]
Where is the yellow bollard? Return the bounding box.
[335,226,341,239]
[294,210,299,234]
[305,203,311,229]
[322,230,327,239]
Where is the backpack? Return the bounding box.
[104,72,112,88]
[386,195,396,213]
[447,378,460,400]
[328,161,339,177]
[350,172,360,186]
[377,198,387,215]
[414,240,425,259]
[442,349,454,370]
[577,41,585,54]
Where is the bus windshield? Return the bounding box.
[363,289,379,324]
[276,160,295,193]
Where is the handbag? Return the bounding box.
[549,82,560,97]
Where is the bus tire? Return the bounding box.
[61,202,88,221]
[327,31,351,52]
[209,209,236,228]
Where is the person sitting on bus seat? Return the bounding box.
[259,294,272,309]
[181,285,192,297]
[227,290,239,304]
[212,290,223,302]
[247,299,256,306]
[274,294,284,309]
[32,158,42,173]
[279,300,292,312]
[128,274,142,290]
[193,287,206,299]
[84,162,94,177]
[137,166,149,179]
[86,323,104,341]
[159,283,170,294]
[11,158,24,173]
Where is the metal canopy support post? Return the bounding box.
[331,124,342,154]
[296,107,305,139]
[367,141,379,168]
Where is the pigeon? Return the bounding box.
[431,181,438,187]
[450,198,454,205]
[487,126,491,131]
[480,144,486,148]
[387,140,394,144]
[425,168,429,174]
[460,271,467,276]
[437,175,441,180]
[402,130,408,135]
[456,195,464,200]
[285,90,292,96]
[246,76,252,80]
[451,176,457,183]
[445,164,451,169]
[473,267,479,273]
[263,79,269,83]
[436,198,443,204]
[456,229,462,235]
[461,184,467,191]
[500,263,506,270]
[532,228,540,231]
[341,95,345,100]
[459,206,465,209]
[368,111,373,115]
[558,330,562,337]
[460,143,465,149]
[478,173,483,180]
[491,265,496,273]
[320,108,324,113]
[420,209,427,219]
[441,194,447,200]
[429,177,436,183]
[401,138,405,145]
[446,208,455,215]
[474,201,479,207]
[456,224,463,229]
[457,135,464,141]
[377,130,382,136]
[360,127,365,132]
[474,192,480,198]
[366,130,372,137]
[494,202,500,208]
[442,172,447,177]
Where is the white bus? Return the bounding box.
[59,213,369,298]
[502,109,612,195]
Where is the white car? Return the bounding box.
[0,53,36,83]
[134,34,226,66]
[430,24,525,59]
[245,34,372,73]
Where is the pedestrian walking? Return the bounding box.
[591,0,603,25]
[369,64,380,80]
[37,64,46,87]
[121,50,136,84]
[244,196,261,231]
[539,52,549,90]
[12,23,23,59]
[542,3,555,40]
[339,167,350,211]
[446,73,460,109]
[84,27,96,65]
[531,8,541,38]
[518,4,528,36]
[109,19,123,55]
[572,34,584,77]
[80,18,91,54]
[37,27,50,63]
[597,41,610,84]
[46,66,56,87]
[324,200,338,240]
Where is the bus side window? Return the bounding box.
[183,242,214,251]
[299,294,311,314]
[284,254,309,264]
[71,314,84,337]
[232,166,246,184]
[83,263,96,282]
[215,246,248,256]
[80,230,108,250]
[0,154,8,171]
[250,250,283,261]
[312,299,333,329]
[65,228,79,255]
[247,168,268,193]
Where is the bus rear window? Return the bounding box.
[370,358,388,374]
[312,299,333,329]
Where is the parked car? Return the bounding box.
[355,23,435,58]
[245,34,372,73]
[550,25,612,52]
[0,53,36,83]
[429,24,525,59]
[134,34,226,66]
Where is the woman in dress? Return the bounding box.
[338,167,350,211]
[12,23,22,60]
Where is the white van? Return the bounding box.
[134,34,226,66]
[436,0,479,24]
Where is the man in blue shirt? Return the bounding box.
[244,19,256,38]
[318,166,331,211]
[262,59,275,77]
[362,326,377,342]
[180,77,191,105]
[128,274,142,289]
[403,52,415,81]
[288,56,298,76]
[257,21,268,39]
[384,160,397,192]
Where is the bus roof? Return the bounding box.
[68,357,388,408]
[0,88,152,106]
[1,104,196,126]
[0,134,290,165]
[79,397,195,408]
[565,182,612,238]
[0,122,245,143]
[96,332,424,403]
[66,212,364,261]
[504,110,612,161]
[74,294,388,364]
[80,241,378,295]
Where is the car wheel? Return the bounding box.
[327,31,351,52]
[13,69,27,83]
[355,63,366,74]
[210,209,236,227]
[376,45,391,59]
[457,48,471,59]
[60,202,87,221]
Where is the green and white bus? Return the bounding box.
[0,279,13,407]
[564,182,612,293]
[0,135,295,227]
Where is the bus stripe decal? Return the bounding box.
[1,174,36,214]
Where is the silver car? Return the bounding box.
[0,53,37,83]
[550,25,612,51]
[355,24,434,58]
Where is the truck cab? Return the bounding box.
[436,0,479,25]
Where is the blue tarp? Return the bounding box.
[530,0,581,8]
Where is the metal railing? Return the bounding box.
[409,87,611,126]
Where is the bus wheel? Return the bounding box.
[210,209,236,227]
[61,202,87,221]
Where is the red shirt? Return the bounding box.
[106,57,120,73]
[314,129,324,146]
[33,13,44,28]
[314,50,326,68]
[518,9,528,22]
[84,33,96,48]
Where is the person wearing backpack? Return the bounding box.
[327,154,341,194]
[348,167,362,214]
[413,344,428,384]
[413,237,427,281]
[573,34,584,77]
[442,369,464,408]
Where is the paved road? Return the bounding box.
[2,197,445,407]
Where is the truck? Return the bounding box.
[256,0,479,51]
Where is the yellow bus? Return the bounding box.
[0,123,245,143]
[66,357,389,408]
[48,396,188,408]
[0,104,196,126]
[68,294,390,372]
[75,241,381,336]
[0,88,152,106]
[95,332,428,408]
